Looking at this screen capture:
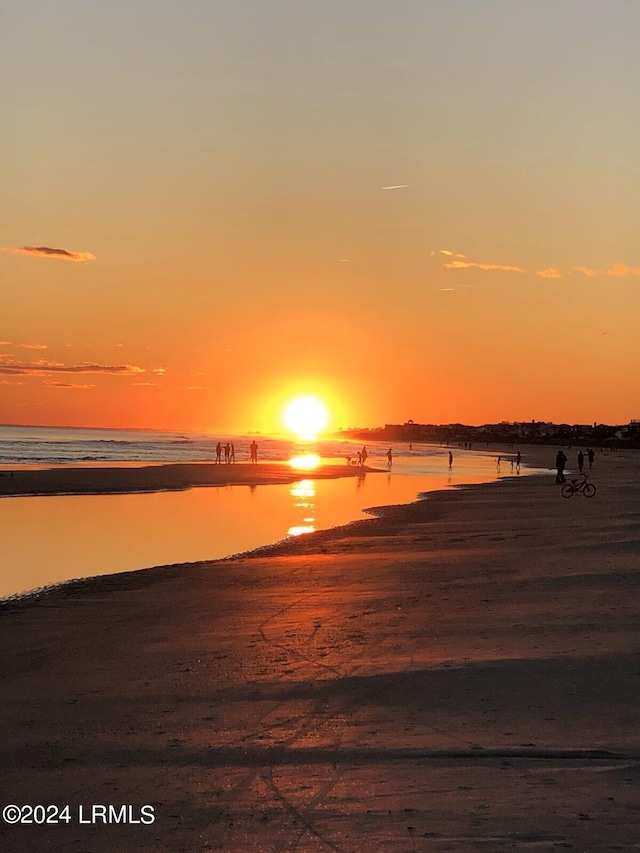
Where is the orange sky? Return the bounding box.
[3,1,640,432]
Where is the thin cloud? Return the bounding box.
[536,268,562,279]
[382,184,409,190]
[44,381,95,389]
[573,266,600,277]
[444,259,526,273]
[0,341,11,346]
[0,358,145,376]
[7,246,96,262]
[440,250,467,258]
[608,263,640,277]
[186,386,212,391]
[20,343,48,350]
[131,382,156,387]
[151,367,166,375]
[0,379,23,385]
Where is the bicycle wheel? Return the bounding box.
[561,484,574,499]
[583,483,596,498]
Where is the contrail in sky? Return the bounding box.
[382,185,409,190]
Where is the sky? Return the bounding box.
[2,0,640,432]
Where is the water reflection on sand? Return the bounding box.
[0,451,520,599]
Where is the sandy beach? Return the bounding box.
[1,448,638,852]
[0,461,377,498]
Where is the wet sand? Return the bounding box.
[1,449,638,851]
[0,461,376,498]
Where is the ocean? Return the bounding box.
[0,424,362,466]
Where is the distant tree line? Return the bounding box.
[338,420,640,449]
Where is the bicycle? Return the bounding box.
[561,473,596,499]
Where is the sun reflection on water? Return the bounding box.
[288,478,316,536]
[289,453,321,471]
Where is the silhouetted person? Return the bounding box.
[361,446,368,466]
[448,451,453,469]
[555,450,567,484]
[516,451,521,472]
[496,456,501,469]
[250,440,258,464]
[386,448,393,467]
[215,442,222,464]
[357,450,362,466]
[224,442,230,463]
[587,448,595,469]
[230,443,235,463]
[577,450,584,472]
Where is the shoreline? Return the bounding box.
[2,450,637,850]
[0,460,382,499]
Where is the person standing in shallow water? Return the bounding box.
[516,451,521,472]
[386,448,393,467]
[448,451,453,469]
[250,440,258,464]
[361,446,368,466]
[555,449,568,484]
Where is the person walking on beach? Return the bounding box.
[577,450,584,473]
[224,442,230,463]
[361,446,368,466]
[448,451,453,469]
[386,448,393,467]
[516,451,521,472]
[555,449,567,484]
[230,443,235,463]
[250,440,258,464]
[496,456,501,469]
[215,442,222,464]
[587,448,595,469]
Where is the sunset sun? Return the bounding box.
[283,396,328,440]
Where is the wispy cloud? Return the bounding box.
[131,382,156,387]
[44,381,95,389]
[571,263,640,278]
[608,263,640,277]
[20,343,48,350]
[573,266,600,277]
[0,357,145,376]
[151,367,166,375]
[444,259,526,273]
[0,341,11,346]
[5,246,96,262]
[186,386,212,391]
[438,249,640,281]
[382,184,409,190]
[0,379,23,385]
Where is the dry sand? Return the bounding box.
[1,448,639,852]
